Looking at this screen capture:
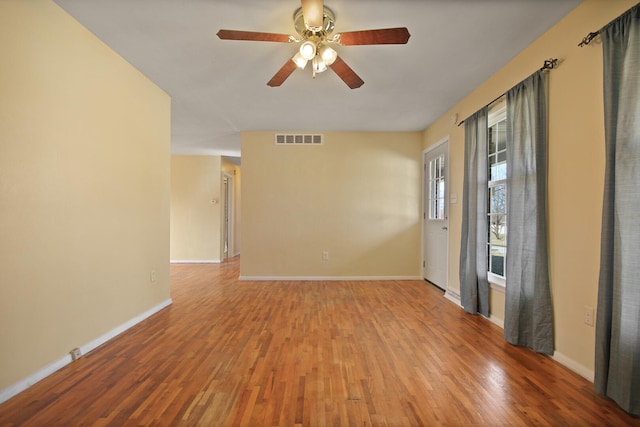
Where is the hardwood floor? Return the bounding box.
[1,256,638,426]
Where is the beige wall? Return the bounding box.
[170,156,222,262]
[170,156,241,262]
[0,0,171,392]
[241,131,422,278]
[423,0,638,378]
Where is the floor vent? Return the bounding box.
[275,134,324,145]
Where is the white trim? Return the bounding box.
[170,260,221,264]
[444,290,461,306]
[423,136,449,155]
[479,312,592,382]
[0,355,70,405]
[487,271,507,293]
[486,314,504,329]
[443,288,594,384]
[552,352,594,382]
[446,290,505,327]
[222,172,234,260]
[422,136,450,290]
[445,290,503,325]
[0,298,172,404]
[80,299,172,358]
[488,101,507,127]
[238,275,422,281]
[489,280,506,293]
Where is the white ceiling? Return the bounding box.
[53,0,581,158]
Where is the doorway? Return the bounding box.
[423,139,449,290]
[222,173,234,260]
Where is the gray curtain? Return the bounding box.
[595,3,640,415]
[503,71,554,355]
[459,108,489,316]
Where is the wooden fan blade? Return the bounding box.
[329,57,364,89]
[337,27,411,46]
[217,29,291,43]
[267,60,298,87]
[301,0,324,29]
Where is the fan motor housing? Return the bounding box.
[293,7,335,38]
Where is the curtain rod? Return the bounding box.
[579,2,640,47]
[578,31,600,47]
[456,58,558,127]
[580,2,640,46]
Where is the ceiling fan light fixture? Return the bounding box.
[318,44,337,65]
[299,40,316,60]
[218,4,409,89]
[312,55,328,73]
[292,52,308,69]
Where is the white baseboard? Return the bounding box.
[442,291,594,381]
[552,351,594,382]
[486,315,505,329]
[238,275,422,281]
[443,290,505,328]
[170,260,221,264]
[0,298,172,404]
[0,355,71,406]
[444,289,461,306]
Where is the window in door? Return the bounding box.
[428,154,446,220]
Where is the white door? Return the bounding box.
[423,141,449,290]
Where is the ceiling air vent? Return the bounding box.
[275,134,324,145]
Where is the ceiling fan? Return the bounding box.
[217,0,410,89]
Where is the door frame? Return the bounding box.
[422,136,450,291]
[222,172,234,260]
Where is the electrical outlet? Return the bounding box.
[150,270,156,282]
[70,348,82,361]
[322,251,329,261]
[584,306,595,327]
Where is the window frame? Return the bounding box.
[487,103,507,288]
[428,153,446,221]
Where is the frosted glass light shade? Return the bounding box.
[312,56,328,73]
[299,41,316,60]
[292,52,308,69]
[319,45,337,66]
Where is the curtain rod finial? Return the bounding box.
[579,31,600,47]
[541,58,559,71]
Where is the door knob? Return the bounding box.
[442,226,448,231]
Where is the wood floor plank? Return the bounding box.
[0,256,639,426]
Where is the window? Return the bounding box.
[488,105,507,281]
[428,154,446,220]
